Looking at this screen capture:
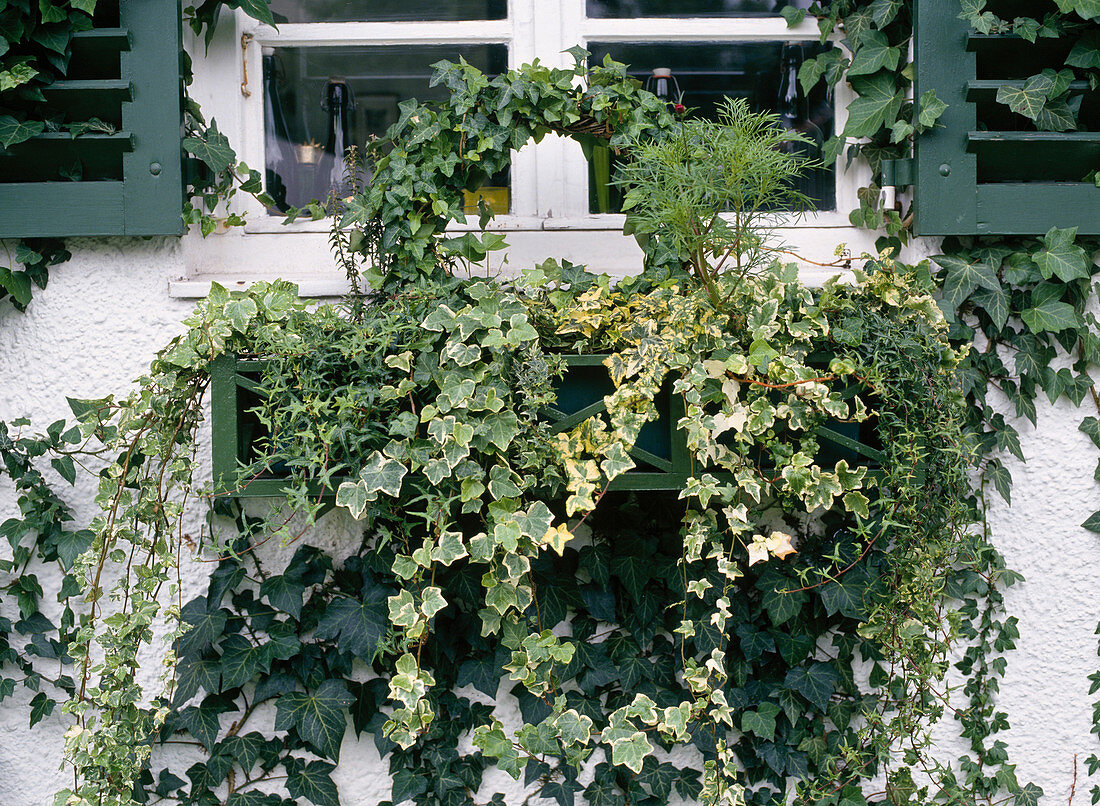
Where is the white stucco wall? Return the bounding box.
[0,234,1098,806]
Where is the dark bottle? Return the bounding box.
[645,67,682,109]
[262,47,296,211]
[776,43,824,202]
[314,78,354,203]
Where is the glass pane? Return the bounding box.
[586,41,836,213]
[263,44,509,213]
[268,0,506,23]
[587,0,814,18]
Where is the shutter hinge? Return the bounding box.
[881,158,914,188]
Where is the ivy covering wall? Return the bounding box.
[1,2,1100,806]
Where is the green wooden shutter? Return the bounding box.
[912,2,1100,236]
[0,0,183,237]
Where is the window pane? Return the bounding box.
[586,41,836,213]
[587,0,814,18]
[268,0,506,23]
[263,44,509,212]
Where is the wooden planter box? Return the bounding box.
[209,353,882,500]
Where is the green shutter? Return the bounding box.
[913,2,1100,236]
[0,0,183,237]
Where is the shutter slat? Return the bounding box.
[0,0,182,238]
[0,183,124,237]
[44,79,133,95]
[913,2,1100,236]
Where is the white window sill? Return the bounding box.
[172,214,882,299]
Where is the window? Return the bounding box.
[177,0,864,295]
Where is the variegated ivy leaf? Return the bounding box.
[844,490,871,519]
[553,709,595,746]
[358,451,407,498]
[334,480,370,519]
[420,587,447,619]
[432,531,467,565]
[387,590,419,628]
[542,524,573,555]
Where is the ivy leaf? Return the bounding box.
[996,74,1054,121]
[821,576,863,619]
[237,0,277,27]
[392,768,429,804]
[53,528,92,570]
[287,760,339,806]
[178,597,227,657]
[1056,0,1100,20]
[541,779,582,806]
[1035,97,1080,132]
[917,89,948,128]
[358,451,407,498]
[1068,31,1100,68]
[1016,784,1045,806]
[741,702,781,741]
[226,792,282,806]
[760,583,806,626]
[313,586,389,662]
[220,634,272,690]
[844,72,905,138]
[986,459,1012,504]
[260,575,306,620]
[0,115,44,149]
[869,0,902,27]
[932,253,1001,310]
[334,480,370,519]
[1020,299,1081,333]
[610,554,650,601]
[458,651,504,698]
[780,6,806,25]
[609,730,652,773]
[1081,510,1100,533]
[274,679,353,761]
[179,704,221,749]
[847,30,901,77]
[785,663,840,710]
[970,284,1010,330]
[585,774,626,806]
[1034,227,1091,282]
[637,758,678,801]
[182,121,235,175]
[28,691,55,728]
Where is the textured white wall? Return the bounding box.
[0,236,1098,806]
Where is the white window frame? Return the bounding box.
[177,0,875,296]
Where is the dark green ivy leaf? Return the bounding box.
[785,663,840,711]
[53,528,92,569]
[287,760,339,806]
[1081,510,1100,533]
[313,586,389,662]
[219,634,272,690]
[392,768,429,804]
[179,704,221,749]
[1035,227,1091,282]
[183,120,235,175]
[986,459,1012,504]
[932,253,1001,311]
[178,597,227,657]
[28,691,55,727]
[844,71,905,138]
[1021,299,1081,333]
[740,702,781,741]
[0,115,45,149]
[260,575,306,620]
[274,679,353,761]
